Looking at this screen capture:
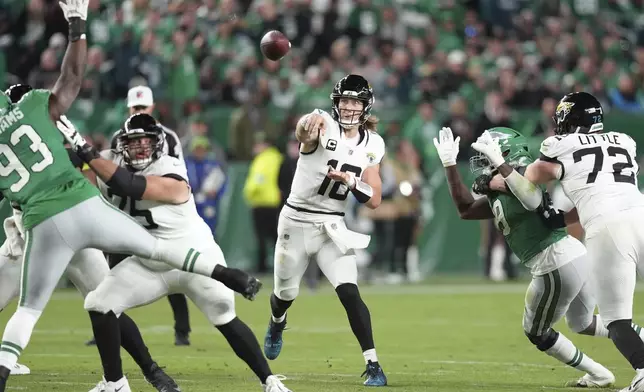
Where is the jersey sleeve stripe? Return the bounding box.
[539,153,565,180]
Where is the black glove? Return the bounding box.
[537,191,566,229]
[75,143,100,164]
[472,174,493,195]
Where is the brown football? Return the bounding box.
[260,30,291,61]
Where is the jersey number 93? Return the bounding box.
[0,125,54,192]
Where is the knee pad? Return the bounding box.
[566,315,594,334]
[525,328,559,352]
[207,300,236,326]
[274,286,299,302]
[335,283,360,305]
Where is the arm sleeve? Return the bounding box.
[503,169,543,211]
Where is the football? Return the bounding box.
[260,30,291,61]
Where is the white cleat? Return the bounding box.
[9,363,30,375]
[570,370,615,388]
[620,368,644,392]
[263,375,292,392]
[88,376,132,392]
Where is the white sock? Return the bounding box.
[272,313,286,323]
[593,315,610,338]
[489,244,506,281]
[545,332,608,376]
[152,240,223,277]
[363,348,378,364]
[0,307,41,369]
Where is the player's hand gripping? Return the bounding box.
[536,191,567,229]
[327,166,355,188]
[433,127,460,167]
[59,0,89,21]
[56,115,99,163]
[471,130,505,168]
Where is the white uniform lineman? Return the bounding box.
[84,151,235,325]
[539,131,644,325]
[276,108,385,296]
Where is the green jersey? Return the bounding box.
[0,89,99,229]
[488,191,567,264]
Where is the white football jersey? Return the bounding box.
[540,132,644,235]
[286,109,385,220]
[98,151,213,269]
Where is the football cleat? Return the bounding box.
[567,370,615,388]
[620,368,644,392]
[145,362,181,392]
[220,268,263,301]
[88,376,132,392]
[174,331,190,346]
[10,363,30,375]
[86,337,97,346]
[263,375,292,392]
[263,317,287,360]
[362,360,387,387]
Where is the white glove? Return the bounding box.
[59,0,89,21]
[471,130,505,168]
[56,115,87,148]
[433,127,460,167]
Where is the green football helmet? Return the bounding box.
[470,127,533,175]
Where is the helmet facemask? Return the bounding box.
[469,130,533,176]
[117,131,164,170]
[332,97,369,127]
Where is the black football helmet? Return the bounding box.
[5,84,33,103]
[116,113,165,170]
[553,92,603,135]
[330,74,374,127]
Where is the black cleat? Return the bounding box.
[85,337,97,346]
[145,362,181,392]
[174,332,190,346]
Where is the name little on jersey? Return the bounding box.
[0,108,25,133]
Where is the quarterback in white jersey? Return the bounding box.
[79,113,291,392]
[263,75,388,387]
[472,92,644,392]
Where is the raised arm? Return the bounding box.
[49,0,89,120]
[434,127,494,220]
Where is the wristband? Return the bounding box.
[68,18,86,42]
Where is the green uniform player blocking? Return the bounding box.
[469,127,567,265]
[0,89,98,229]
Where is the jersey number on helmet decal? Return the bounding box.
[573,146,635,185]
[317,159,362,201]
[0,125,54,192]
[107,189,159,229]
[492,199,510,235]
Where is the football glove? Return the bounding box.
[536,191,566,229]
[472,174,493,195]
[471,130,505,168]
[433,127,460,167]
[59,0,89,21]
[56,115,99,163]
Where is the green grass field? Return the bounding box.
[2,278,643,392]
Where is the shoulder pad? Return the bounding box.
[540,135,568,159]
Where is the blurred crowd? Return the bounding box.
[3,0,644,281]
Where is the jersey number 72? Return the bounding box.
[573,146,636,185]
[317,159,362,201]
[0,125,54,192]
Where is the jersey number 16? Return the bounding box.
[317,159,362,201]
